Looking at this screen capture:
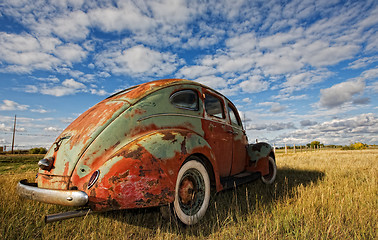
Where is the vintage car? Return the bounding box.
[17,79,276,225]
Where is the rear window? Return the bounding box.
[170,90,199,110]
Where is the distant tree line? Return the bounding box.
[276,141,370,150]
[0,147,47,154]
[29,147,48,154]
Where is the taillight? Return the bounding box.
[88,170,100,189]
[38,157,54,171]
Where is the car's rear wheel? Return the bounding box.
[173,157,210,225]
[261,156,277,184]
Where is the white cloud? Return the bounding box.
[89,89,108,96]
[347,56,378,69]
[0,33,60,73]
[239,75,269,93]
[247,122,296,131]
[54,43,87,64]
[195,75,227,89]
[226,32,258,53]
[34,76,60,83]
[0,32,88,73]
[301,41,360,67]
[242,98,252,104]
[89,3,155,32]
[178,65,217,79]
[30,108,48,114]
[0,123,12,132]
[256,52,303,75]
[51,10,90,41]
[300,120,317,127]
[258,102,287,113]
[95,45,182,77]
[359,67,378,81]
[44,126,62,132]
[272,113,378,145]
[30,10,90,41]
[149,0,197,24]
[0,100,29,111]
[282,69,332,93]
[35,79,86,97]
[320,79,366,108]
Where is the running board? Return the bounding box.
[220,172,261,190]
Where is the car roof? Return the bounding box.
[107,78,236,107]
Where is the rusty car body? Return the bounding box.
[17,79,276,225]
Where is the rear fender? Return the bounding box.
[78,130,220,211]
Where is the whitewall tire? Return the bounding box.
[173,157,210,225]
[261,156,277,185]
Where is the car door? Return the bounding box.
[202,91,233,177]
[227,103,248,175]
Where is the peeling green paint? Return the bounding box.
[138,132,185,160]
[77,165,91,178]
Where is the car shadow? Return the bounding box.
[101,168,325,237]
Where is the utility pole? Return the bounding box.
[11,115,16,154]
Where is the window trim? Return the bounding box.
[169,89,199,111]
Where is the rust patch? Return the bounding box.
[162,132,175,141]
[139,166,152,177]
[123,145,144,160]
[180,136,187,155]
[61,100,125,149]
[108,170,130,184]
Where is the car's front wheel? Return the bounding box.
[261,156,277,184]
[173,157,210,225]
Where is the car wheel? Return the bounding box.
[261,156,277,184]
[173,157,210,225]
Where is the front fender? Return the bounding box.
[77,130,220,211]
[246,142,274,162]
[246,142,274,176]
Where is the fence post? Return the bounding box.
[293,144,296,153]
[285,144,287,154]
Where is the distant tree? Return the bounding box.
[342,142,368,150]
[309,141,322,148]
[29,147,47,154]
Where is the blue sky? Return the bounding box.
[0,0,377,150]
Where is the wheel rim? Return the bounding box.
[178,168,205,216]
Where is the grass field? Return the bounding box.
[1,150,376,239]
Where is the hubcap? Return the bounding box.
[178,168,205,216]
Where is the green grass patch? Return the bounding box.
[0,154,42,174]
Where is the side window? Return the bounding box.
[204,93,225,119]
[228,105,241,126]
[170,89,198,110]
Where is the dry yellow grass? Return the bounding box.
[1,150,376,239]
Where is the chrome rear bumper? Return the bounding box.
[17,179,88,207]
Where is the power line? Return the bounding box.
[0,132,58,137]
